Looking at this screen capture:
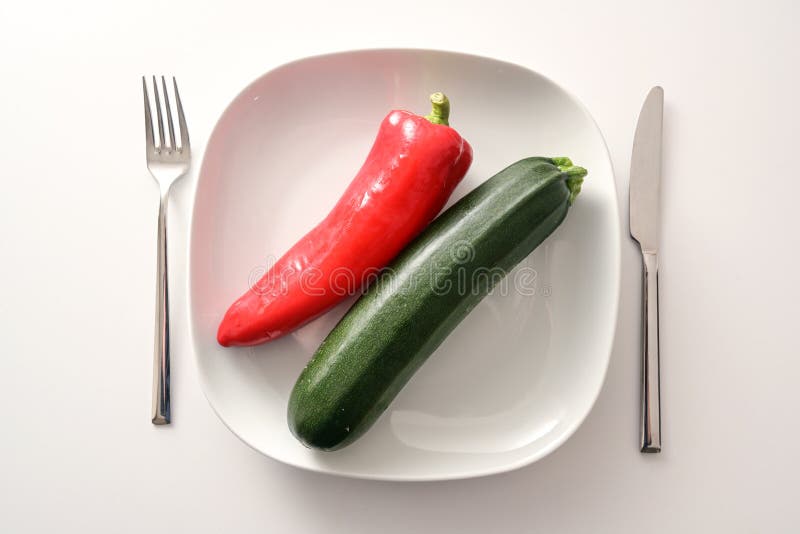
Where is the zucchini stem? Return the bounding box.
[552,157,573,168]
[424,92,450,126]
[553,157,588,205]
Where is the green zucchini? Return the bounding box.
[287,157,587,451]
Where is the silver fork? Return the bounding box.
[142,76,191,425]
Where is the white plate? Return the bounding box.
[189,49,620,481]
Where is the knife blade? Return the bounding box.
[629,86,663,453]
[630,87,663,252]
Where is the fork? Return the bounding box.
[142,76,191,425]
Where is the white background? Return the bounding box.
[1,0,798,532]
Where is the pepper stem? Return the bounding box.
[424,92,450,126]
[553,156,588,205]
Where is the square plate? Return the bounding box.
[189,49,620,480]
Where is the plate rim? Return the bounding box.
[187,47,621,481]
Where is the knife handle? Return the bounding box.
[640,251,661,452]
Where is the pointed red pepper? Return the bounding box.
[217,93,473,347]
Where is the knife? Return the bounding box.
[629,86,664,453]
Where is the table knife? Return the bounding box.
[629,86,663,453]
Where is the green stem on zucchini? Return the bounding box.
[424,92,450,126]
[552,157,573,168]
[553,157,588,205]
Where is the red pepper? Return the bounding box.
[217,93,473,347]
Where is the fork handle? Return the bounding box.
[152,190,171,425]
[640,251,660,452]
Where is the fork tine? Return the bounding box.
[173,77,190,151]
[161,76,176,150]
[152,76,165,149]
[142,77,155,153]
